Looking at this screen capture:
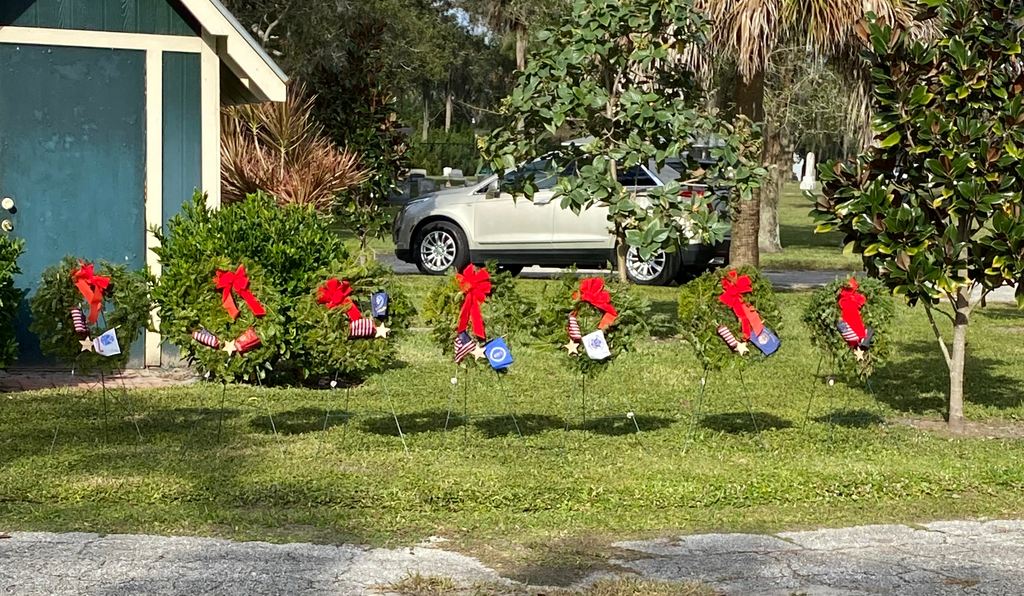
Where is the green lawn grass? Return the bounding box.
[760,184,863,271]
[2,280,1024,581]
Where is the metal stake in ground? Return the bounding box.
[112,364,143,444]
[495,372,522,439]
[737,370,768,450]
[254,373,284,455]
[682,369,710,455]
[378,375,408,454]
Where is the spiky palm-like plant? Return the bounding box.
[221,84,368,213]
[697,0,916,266]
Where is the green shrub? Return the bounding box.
[0,236,24,369]
[678,266,783,372]
[536,272,649,377]
[803,275,895,379]
[153,191,410,382]
[293,255,415,379]
[422,262,539,360]
[29,256,152,374]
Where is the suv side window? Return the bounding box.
[617,165,657,187]
[503,159,558,191]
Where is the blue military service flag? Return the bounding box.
[751,326,780,356]
[484,337,513,370]
[371,292,389,318]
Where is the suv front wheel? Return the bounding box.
[624,246,680,286]
[414,221,470,275]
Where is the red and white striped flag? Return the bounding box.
[717,326,739,350]
[192,329,221,349]
[349,318,376,339]
[70,307,88,334]
[836,321,860,346]
[454,331,476,364]
[567,314,582,341]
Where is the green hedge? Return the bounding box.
[0,236,24,369]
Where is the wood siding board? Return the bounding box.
[2,0,198,36]
[162,52,202,226]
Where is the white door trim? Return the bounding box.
[0,26,203,53]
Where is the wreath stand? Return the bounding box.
[682,367,767,454]
[804,353,887,441]
[315,371,408,454]
[444,363,522,441]
[49,332,144,453]
[562,371,645,451]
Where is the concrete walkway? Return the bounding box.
[3,520,1024,595]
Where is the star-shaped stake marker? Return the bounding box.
[564,340,580,355]
[374,322,391,339]
[471,345,487,361]
[736,342,750,355]
[222,340,238,356]
[80,338,94,352]
[854,348,866,361]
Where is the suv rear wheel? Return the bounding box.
[414,221,470,275]
[624,247,680,286]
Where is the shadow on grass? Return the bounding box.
[815,409,885,428]
[647,300,680,338]
[872,340,1024,413]
[473,413,565,438]
[249,407,350,435]
[359,409,465,436]
[700,411,793,434]
[577,414,675,436]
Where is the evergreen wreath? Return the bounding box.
[157,256,286,381]
[29,256,153,374]
[422,261,539,362]
[803,275,895,379]
[677,266,783,372]
[536,271,649,377]
[292,255,415,380]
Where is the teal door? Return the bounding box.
[0,43,146,364]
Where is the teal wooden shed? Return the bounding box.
[0,0,287,366]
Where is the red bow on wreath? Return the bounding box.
[718,270,764,340]
[456,264,491,338]
[317,278,361,321]
[71,262,109,324]
[215,266,266,320]
[573,277,618,329]
[838,278,867,341]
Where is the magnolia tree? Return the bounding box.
[813,0,1024,432]
[480,0,764,281]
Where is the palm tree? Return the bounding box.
[463,0,562,72]
[698,0,916,267]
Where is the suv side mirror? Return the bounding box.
[485,180,500,199]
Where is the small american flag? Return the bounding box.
[192,329,221,349]
[836,321,860,345]
[454,331,476,364]
[567,314,582,341]
[717,326,739,350]
[349,318,376,338]
[70,307,88,334]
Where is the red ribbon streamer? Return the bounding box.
[838,277,867,341]
[316,278,361,321]
[215,266,267,320]
[71,262,110,324]
[718,270,764,340]
[456,264,491,338]
[573,278,618,329]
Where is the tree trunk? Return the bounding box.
[445,93,452,133]
[729,69,766,268]
[948,289,970,433]
[758,126,787,254]
[515,24,527,72]
[615,223,628,283]
[422,92,429,143]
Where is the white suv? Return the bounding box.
[392,160,728,285]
